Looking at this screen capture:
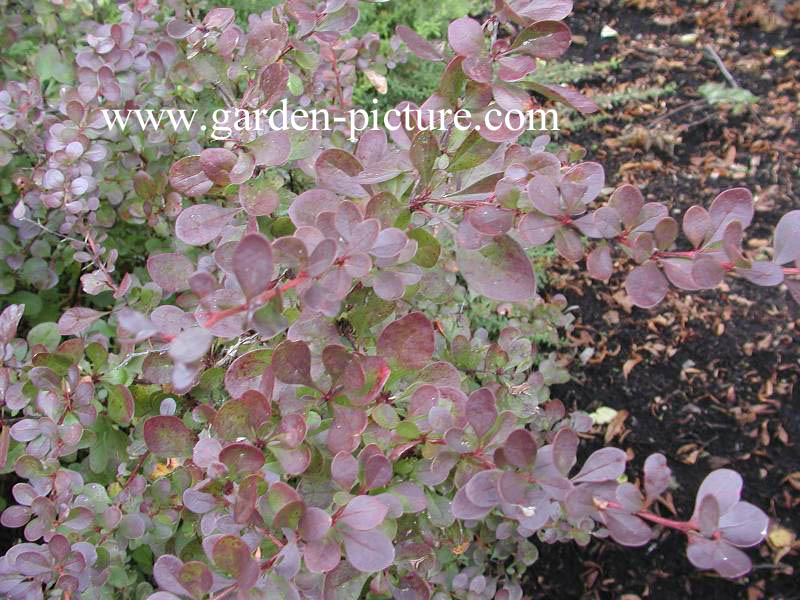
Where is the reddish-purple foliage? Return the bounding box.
[0,0,793,599]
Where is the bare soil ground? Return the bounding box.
[526,1,800,598]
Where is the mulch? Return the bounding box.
[524,1,799,598]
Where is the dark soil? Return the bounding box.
[524,1,800,598]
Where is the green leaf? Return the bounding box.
[407,228,441,268]
[409,130,439,186]
[448,130,499,172]
[89,419,110,474]
[395,421,420,440]
[27,322,60,351]
[371,404,399,429]
[86,342,109,373]
[32,44,74,84]
[107,384,135,426]
[699,82,758,109]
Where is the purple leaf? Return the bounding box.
[307,238,337,277]
[465,469,502,508]
[143,416,196,458]
[718,502,769,547]
[219,442,265,474]
[396,25,443,61]
[643,453,671,503]
[323,562,367,599]
[212,535,258,589]
[692,469,742,521]
[457,235,536,302]
[370,228,407,258]
[527,175,564,217]
[277,413,307,448]
[288,190,340,227]
[1,505,31,528]
[0,304,24,343]
[147,254,195,296]
[372,271,404,301]
[697,495,720,536]
[175,204,238,246]
[199,148,237,186]
[686,537,752,579]
[169,156,212,197]
[498,471,528,504]
[107,384,134,426]
[561,162,604,206]
[248,131,291,167]
[305,536,341,573]
[153,555,187,596]
[337,496,388,530]
[737,261,784,287]
[224,349,271,399]
[451,486,493,520]
[448,17,484,57]
[466,388,497,438]
[691,257,725,289]
[518,212,559,246]
[552,428,578,476]
[316,150,367,198]
[511,20,572,59]
[586,244,613,281]
[119,514,146,539]
[270,445,311,475]
[260,63,289,111]
[233,233,274,299]
[625,261,669,308]
[212,391,271,441]
[554,227,583,261]
[272,340,313,386]
[572,448,626,483]
[504,429,538,469]
[183,488,218,514]
[203,7,234,29]
[327,405,368,454]
[364,454,392,490]
[609,185,644,228]
[16,552,52,576]
[332,451,359,489]
[300,507,332,542]
[527,82,598,114]
[387,482,426,514]
[340,527,395,573]
[773,210,800,264]
[177,561,213,599]
[605,511,652,547]
[377,312,434,370]
[683,205,711,248]
[497,54,537,81]
[168,326,212,364]
[57,307,107,336]
[166,19,197,39]
[468,206,514,236]
[708,188,754,241]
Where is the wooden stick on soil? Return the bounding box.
[704,44,740,88]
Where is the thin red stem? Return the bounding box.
[603,500,696,533]
[202,272,308,328]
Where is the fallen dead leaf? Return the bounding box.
[767,524,797,562]
[605,409,630,444]
[623,356,643,379]
[782,472,800,492]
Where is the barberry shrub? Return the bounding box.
[1,0,798,598]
